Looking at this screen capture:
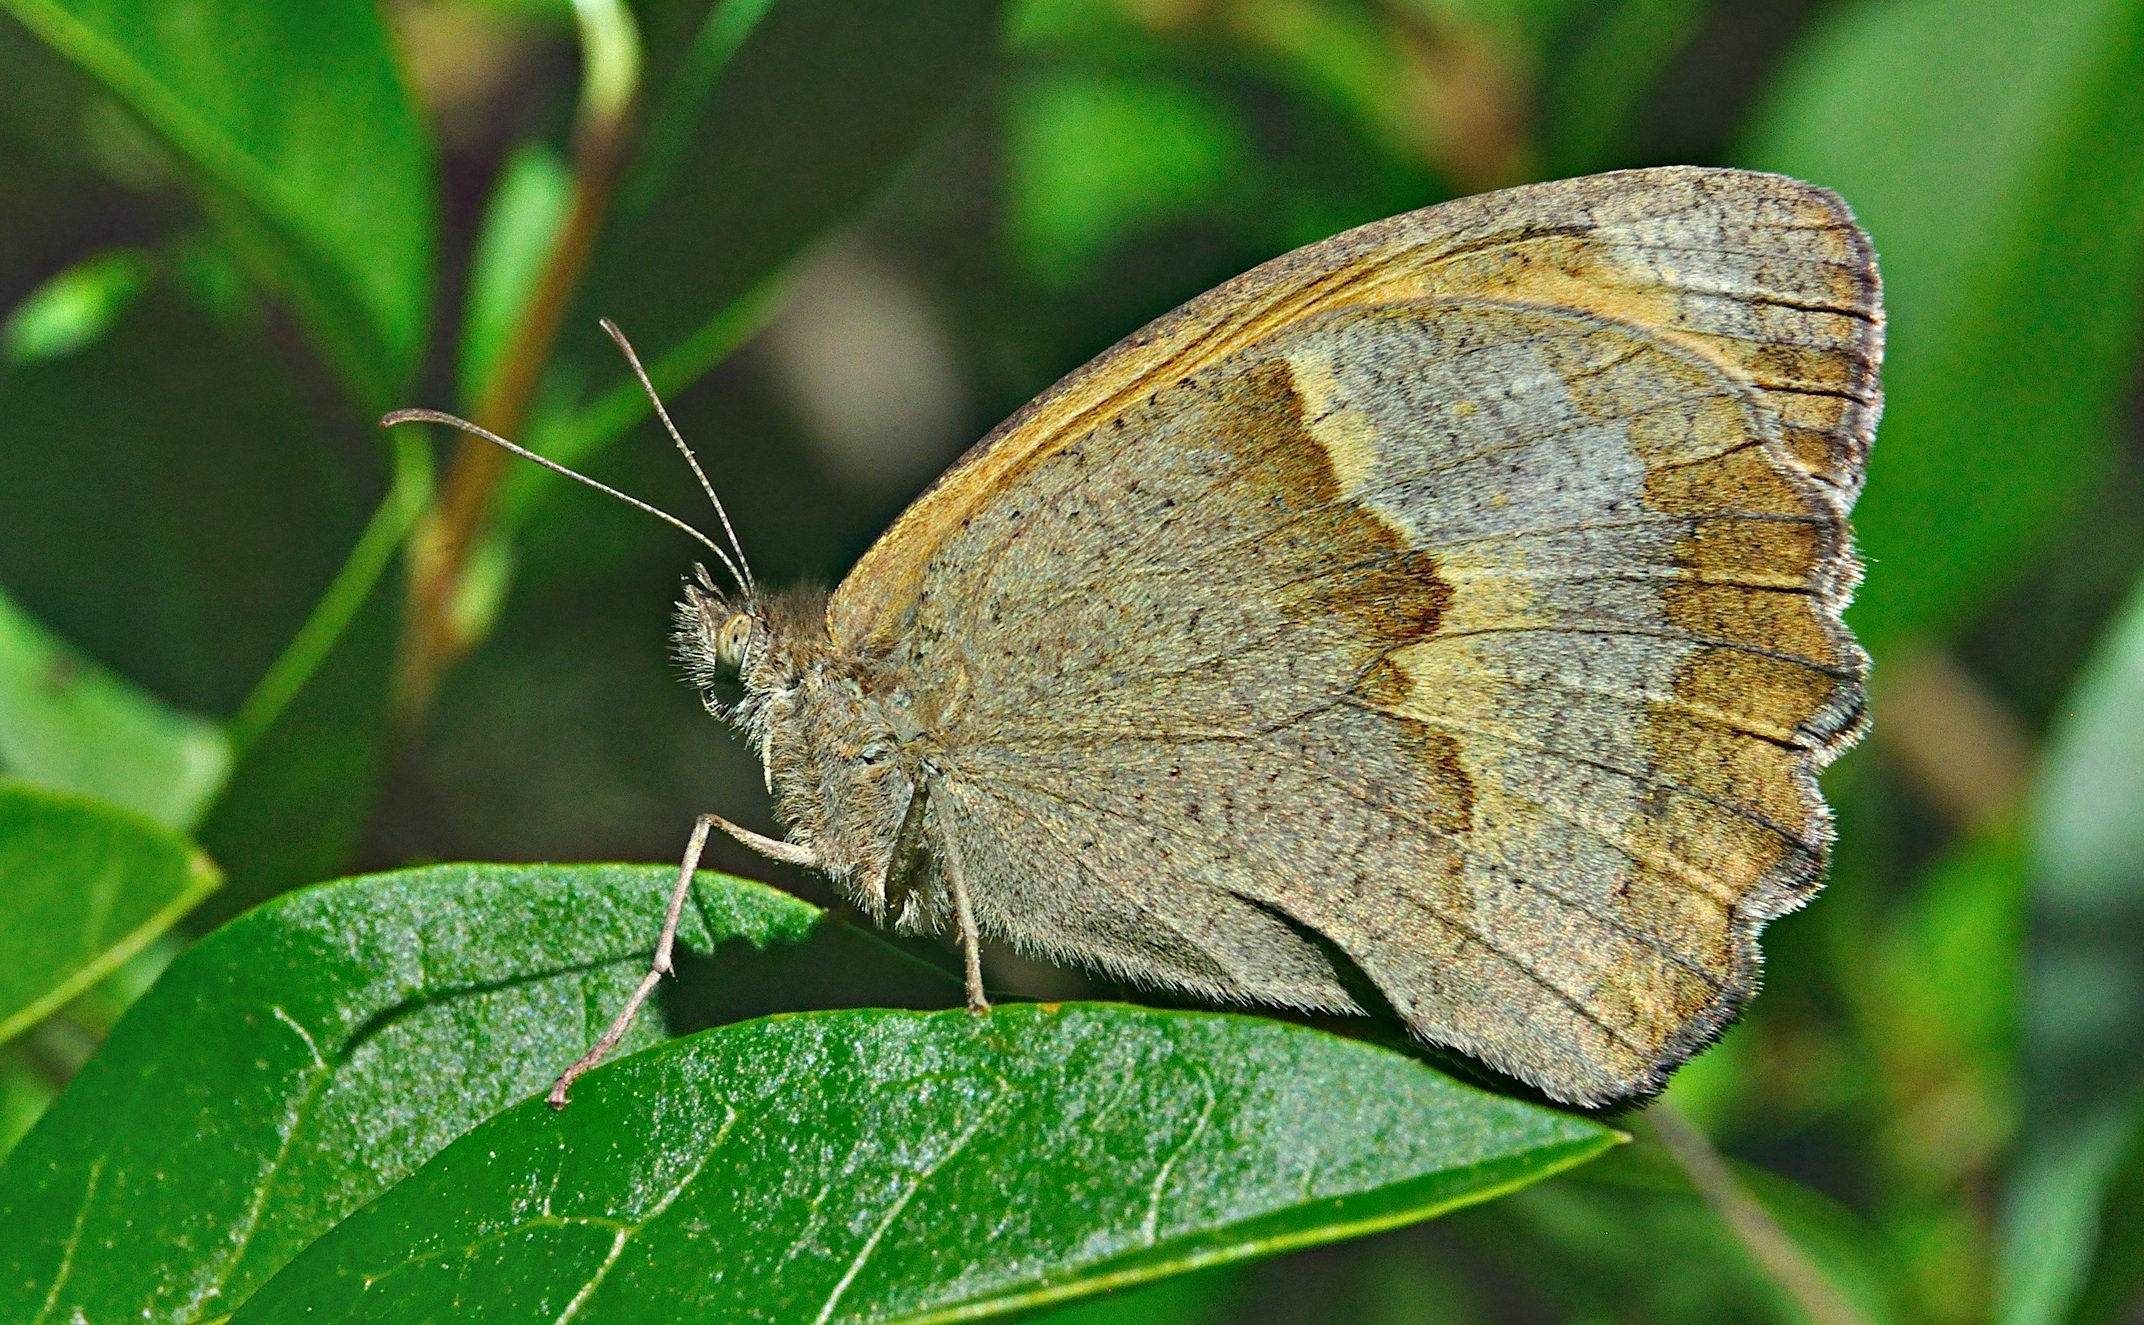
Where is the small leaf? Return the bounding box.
[1742,0,2144,650]
[0,864,954,1320]
[0,781,217,1047]
[458,141,573,413]
[0,586,230,831]
[0,0,438,404]
[2,247,154,364]
[232,1005,1611,1322]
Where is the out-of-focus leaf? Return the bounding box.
[1862,828,2026,1195]
[2061,1103,2144,1325]
[458,142,572,414]
[532,0,1001,487]
[2028,568,2144,1121]
[2002,1099,2144,1325]
[0,0,437,405]
[191,536,400,921]
[1742,0,2144,651]
[1008,71,1255,287]
[1539,0,1712,174]
[1457,1138,1900,1325]
[0,285,388,906]
[2,246,153,363]
[0,781,217,1047]
[2002,571,2144,1325]
[233,1004,1611,1322]
[0,287,379,717]
[2037,570,2144,930]
[0,864,958,1321]
[0,586,228,831]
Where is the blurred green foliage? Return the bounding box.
[0,0,2141,1320]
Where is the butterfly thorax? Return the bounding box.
[678,577,949,930]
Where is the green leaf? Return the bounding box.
[2056,1101,2144,1325]
[2037,570,2144,922]
[1461,1138,1901,1325]
[0,0,437,405]
[2027,568,2144,1120]
[2002,571,2144,1324]
[0,781,217,1047]
[232,1007,1610,1322]
[2,246,154,364]
[2001,1101,2144,1325]
[1539,0,1713,174]
[0,1047,55,1161]
[1019,1264,1248,1325]
[0,283,393,907]
[0,864,958,1320]
[0,585,229,831]
[1008,71,1255,288]
[1741,0,2144,651]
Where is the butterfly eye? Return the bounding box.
[714,613,755,673]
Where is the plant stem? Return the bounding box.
[1646,1101,1878,1325]
[395,0,641,725]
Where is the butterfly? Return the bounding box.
[391,163,1881,1108]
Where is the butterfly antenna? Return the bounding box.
[599,318,757,596]
[379,408,750,595]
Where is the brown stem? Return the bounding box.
[1646,1102,1878,1325]
[396,108,631,725]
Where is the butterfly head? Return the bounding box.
[676,562,762,709]
[675,565,833,718]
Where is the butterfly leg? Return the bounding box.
[935,817,990,1014]
[547,811,819,1107]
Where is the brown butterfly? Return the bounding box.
[390,164,1881,1108]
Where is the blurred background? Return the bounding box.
[2,0,2142,1321]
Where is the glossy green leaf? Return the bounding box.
[0,864,957,1320]
[233,1006,1610,1323]
[0,586,229,831]
[0,0,437,405]
[1020,1264,1248,1325]
[0,781,217,1046]
[1742,0,2144,651]
[0,1047,54,1161]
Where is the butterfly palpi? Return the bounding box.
[390,164,1881,1108]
